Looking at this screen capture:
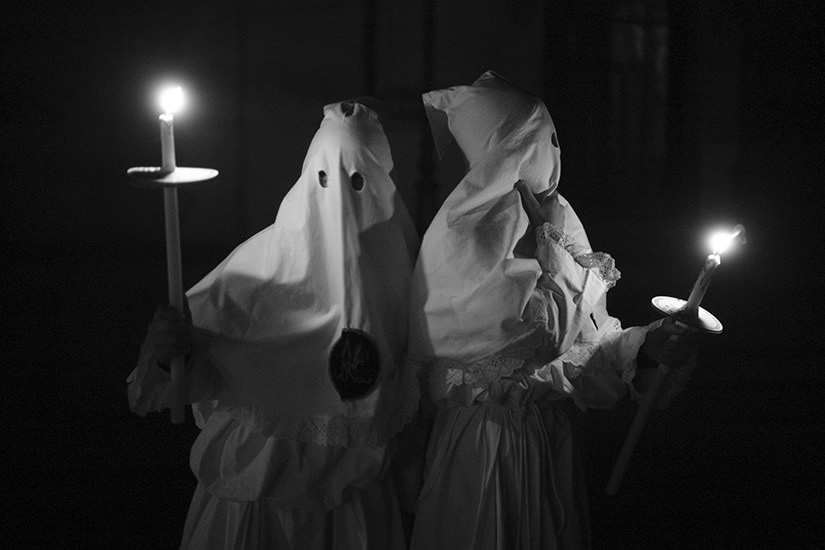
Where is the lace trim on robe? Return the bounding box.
[536,223,621,288]
[438,355,526,391]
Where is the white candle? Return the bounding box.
[683,224,745,316]
[159,86,183,174]
[158,85,185,422]
[607,223,744,495]
[159,114,176,173]
[683,253,720,315]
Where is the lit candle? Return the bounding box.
[683,224,745,316]
[159,86,183,174]
[683,253,720,315]
[606,223,745,495]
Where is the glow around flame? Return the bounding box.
[159,86,184,116]
[709,224,746,255]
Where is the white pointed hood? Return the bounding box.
[187,101,419,446]
[410,71,568,363]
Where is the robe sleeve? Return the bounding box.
[555,320,651,410]
[126,330,218,417]
[536,316,696,411]
[428,220,693,411]
[125,323,351,421]
[530,222,613,356]
[424,222,610,401]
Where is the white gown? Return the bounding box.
[408,71,689,550]
[128,100,420,549]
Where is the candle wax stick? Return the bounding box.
[164,186,186,424]
[683,254,720,316]
[160,114,176,174]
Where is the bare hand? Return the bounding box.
[642,320,698,368]
[145,306,192,364]
[515,180,565,227]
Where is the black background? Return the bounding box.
[3,1,823,548]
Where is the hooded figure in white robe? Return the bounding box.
[128,100,419,549]
[408,71,694,550]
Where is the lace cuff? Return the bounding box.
[576,252,621,289]
[127,342,211,415]
[536,223,587,257]
[536,223,621,289]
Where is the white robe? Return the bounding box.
[408,71,682,550]
[128,100,419,549]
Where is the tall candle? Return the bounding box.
[159,86,183,174]
[683,253,720,315]
[158,85,185,421]
[159,114,176,173]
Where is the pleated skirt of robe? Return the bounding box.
[180,475,406,550]
[410,396,590,550]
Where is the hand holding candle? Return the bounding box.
[127,85,217,426]
[606,223,746,496]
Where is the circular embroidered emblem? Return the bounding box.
[329,329,381,401]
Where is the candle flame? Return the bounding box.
[160,86,184,116]
[709,224,746,255]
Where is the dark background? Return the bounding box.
[3,1,823,548]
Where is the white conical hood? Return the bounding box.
[410,71,566,363]
[187,101,419,445]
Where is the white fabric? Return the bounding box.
[411,390,590,550]
[408,72,661,550]
[423,225,651,413]
[185,100,420,449]
[410,70,563,364]
[179,411,407,550]
[127,101,418,549]
[181,470,406,550]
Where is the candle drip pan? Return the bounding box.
[651,296,723,334]
[127,166,219,188]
